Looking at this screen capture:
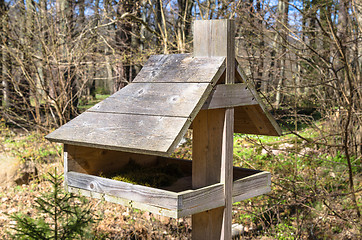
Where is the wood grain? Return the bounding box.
[66,171,225,218]
[192,109,224,188]
[192,19,235,240]
[132,53,225,85]
[232,171,271,202]
[68,186,180,218]
[89,83,210,118]
[65,166,270,218]
[221,18,235,240]
[47,53,226,156]
[65,144,158,175]
[201,83,258,110]
[234,105,281,136]
[67,171,179,209]
[46,112,189,156]
[221,108,234,240]
[235,60,282,136]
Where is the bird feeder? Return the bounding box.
[46,20,281,239]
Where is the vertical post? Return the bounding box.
[192,20,235,240]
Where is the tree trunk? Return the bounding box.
[274,0,289,108]
[256,0,264,92]
[176,0,194,53]
[0,0,5,108]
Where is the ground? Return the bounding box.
[0,122,360,239]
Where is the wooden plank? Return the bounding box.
[235,60,282,136]
[221,18,235,240]
[179,183,225,216]
[232,171,271,203]
[89,83,210,118]
[244,105,275,135]
[192,109,225,240]
[234,105,281,136]
[221,108,234,240]
[65,145,157,175]
[67,171,180,209]
[67,172,225,218]
[192,109,224,188]
[234,106,260,134]
[193,20,233,58]
[202,83,258,109]
[66,158,271,218]
[133,53,225,85]
[47,55,223,155]
[46,112,189,156]
[192,19,235,240]
[67,186,180,218]
[67,181,225,219]
[63,144,69,188]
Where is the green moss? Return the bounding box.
[106,160,184,188]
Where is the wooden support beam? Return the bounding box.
[222,18,235,240]
[201,83,258,110]
[192,19,235,240]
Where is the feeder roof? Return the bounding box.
[46,54,281,156]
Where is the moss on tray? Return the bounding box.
[104,160,184,188]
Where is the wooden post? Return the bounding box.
[192,20,235,240]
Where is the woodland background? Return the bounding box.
[0,0,361,239]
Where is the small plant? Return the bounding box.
[7,169,98,240]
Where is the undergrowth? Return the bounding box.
[1,119,360,239]
[1,119,61,163]
[7,170,98,240]
[231,133,361,239]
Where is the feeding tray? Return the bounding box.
[46,19,282,239]
[46,20,281,235]
[46,53,280,218]
[64,145,270,218]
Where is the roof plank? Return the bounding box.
[133,54,225,85]
[46,54,227,155]
[46,112,189,155]
[89,83,211,118]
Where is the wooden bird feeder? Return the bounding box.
[46,20,281,239]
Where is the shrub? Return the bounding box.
[7,170,98,240]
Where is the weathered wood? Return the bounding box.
[235,60,282,136]
[89,83,211,118]
[192,208,224,240]
[65,145,157,175]
[178,183,224,215]
[234,105,281,136]
[194,20,233,59]
[46,112,190,156]
[66,166,270,218]
[221,107,234,240]
[63,144,69,188]
[46,54,226,156]
[67,171,179,208]
[191,109,226,236]
[201,83,258,110]
[232,171,271,202]
[133,53,225,85]
[68,186,180,218]
[221,18,235,240]
[192,109,224,188]
[192,18,235,240]
[66,171,225,218]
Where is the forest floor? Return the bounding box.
[0,120,360,239]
